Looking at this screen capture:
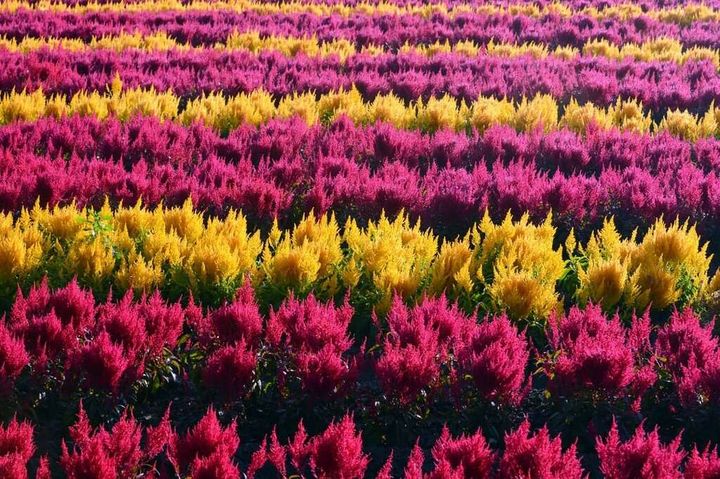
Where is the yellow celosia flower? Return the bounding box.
[67,235,116,286]
[630,219,711,309]
[472,212,563,320]
[513,94,558,133]
[429,237,473,295]
[116,252,164,293]
[344,212,437,311]
[161,199,204,242]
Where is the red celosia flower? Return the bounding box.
[457,314,529,405]
[499,419,584,479]
[0,417,34,462]
[656,309,717,372]
[138,290,184,359]
[61,405,144,479]
[168,407,239,474]
[0,322,29,385]
[205,284,263,346]
[68,331,130,392]
[202,340,256,398]
[545,305,655,402]
[685,447,720,479]
[268,427,287,477]
[427,426,495,479]
[266,293,353,354]
[61,436,118,479]
[375,339,439,403]
[403,442,425,479]
[145,408,172,459]
[376,452,393,479]
[383,295,473,350]
[596,420,684,479]
[0,417,35,479]
[35,456,50,479]
[295,345,357,398]
[188,451,240,479]
[246,436,267,479]
[12,278,94,333]
[97,291,147,360]
[14,310,75,370]
[306,415,369,479]
[288,421,308,473]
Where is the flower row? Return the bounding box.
[5,406,720,479]
[1,281,720,477]
[4,117,720,234]
[3,278,720,414]
[0,200,714,314]
[6,0,720,26]
[5,47,720,111]
[5,33,720,67]
[3,87,720,139]
[5,10,720,50]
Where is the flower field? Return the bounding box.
[4,1,720,478]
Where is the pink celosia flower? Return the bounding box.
[168,407,239,475]
[545,305,655,403]
[596,420,684,479]
[295,345,358,398]
[457,314,529,405]
[0,322,29,385]
[202,340,256,398]
[68,331,129,392]
[267,293,353,354]
[685,447,720,479]
[427,426,495,479]
[499,419,584,479]
[307,415,369,479]
[205,283,263,346]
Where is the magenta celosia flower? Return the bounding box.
[306,415,369,479]
[376,452,393,479]
[457,314,529,405]
[403,442,425,479]
[685,447,720,479]
[35,456,50,479]
[68,331,129,392]
[61,436,118,479]
[427,426,495,479]
[60,405,144,479]
[0,322,29,385]
[499,420,584,479]
[295,345,357,398]
[14,310,74,370]
[204,284,263,346]
[375,339,439,403]
[202,340,256,398]
[138,290,184,359]
[246,436,268,479]
[596,420,684,479]
[656,309,718,373]
[187,451,240,479]
[545,305,655,403]
[12,278,94,333]
[168,407,239,474]
[0,417,34,462]
[97,292,147,360]
[266,293,353,354]
[383,295,472,350]
[0,417,35,479]
[145,408,172,459]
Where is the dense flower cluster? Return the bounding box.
[0,201,715,316]
[4,0,720,476]
[3,87,720,139]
